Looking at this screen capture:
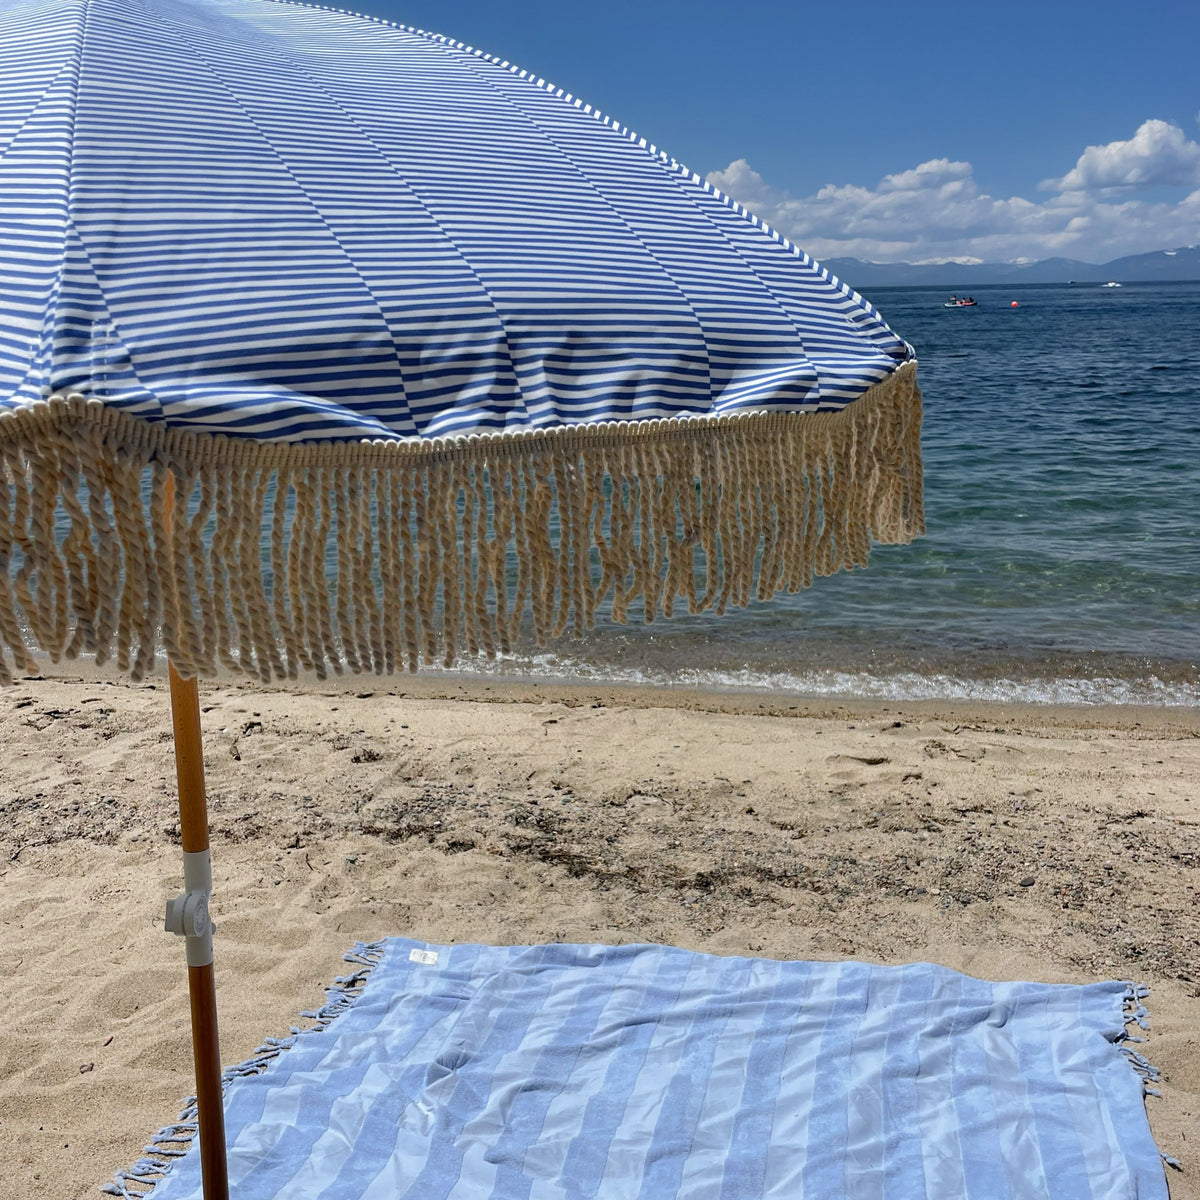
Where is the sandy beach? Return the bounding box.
[1,666,1197,1198]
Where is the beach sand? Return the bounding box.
[2,666,1197,1198]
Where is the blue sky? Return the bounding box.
[353,0,1200,265]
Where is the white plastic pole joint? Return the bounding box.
[165,848,215,967]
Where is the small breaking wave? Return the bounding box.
[427,652,1200,707]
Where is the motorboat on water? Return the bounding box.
[944,297,978,307]
[1101,280,1122,288]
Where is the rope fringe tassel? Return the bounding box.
[0,362,922,684]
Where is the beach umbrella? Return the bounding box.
[0,1,923,1196]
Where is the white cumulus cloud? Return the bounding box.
[707,122,1200,264]
[1044,119,1200,191]
[876,159,972,192]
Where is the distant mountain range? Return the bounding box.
[823,245,1200,288]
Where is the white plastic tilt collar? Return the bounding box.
[165,849,215,967]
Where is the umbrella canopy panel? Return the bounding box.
[0,0,911,434]
[0,0,923,684]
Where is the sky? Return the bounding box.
[350,0,1200,265]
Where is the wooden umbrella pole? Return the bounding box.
[164,472,229,1200]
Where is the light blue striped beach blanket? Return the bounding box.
[115,939,1166,1200]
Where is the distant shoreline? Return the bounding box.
[830,252,1200,289]
[860,277,1200,291]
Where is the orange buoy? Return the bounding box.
[1011,300,1019,307]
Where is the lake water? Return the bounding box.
[31,280,1200,705]
[462,281,1200,705]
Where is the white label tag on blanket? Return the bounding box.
[409,948,440,966]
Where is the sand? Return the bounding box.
[2,665,1197,1198]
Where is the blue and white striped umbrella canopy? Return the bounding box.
[0,0,923,684]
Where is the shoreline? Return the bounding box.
[25,655,1200,731]
[2,666,1197,1198]
[12,634,1200,710]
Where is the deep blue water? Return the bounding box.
[481,281,1200,704]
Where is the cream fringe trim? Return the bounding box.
[0,361,922,685]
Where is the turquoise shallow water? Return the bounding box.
[474,281,1200,704]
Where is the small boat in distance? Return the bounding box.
[1101,281,1122,288]
[944,295,978,307]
